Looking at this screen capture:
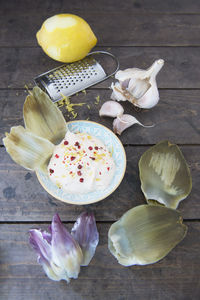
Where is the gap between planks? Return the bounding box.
[1,144,200,148]
[4,10,200,15]
[1,88,200,92]
[0,219,200,225]
[2,45,200,49]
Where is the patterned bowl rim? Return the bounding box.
[36,120,126,205]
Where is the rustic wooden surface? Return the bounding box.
[0,1,200,299]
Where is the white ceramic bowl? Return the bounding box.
[36,120,126,205]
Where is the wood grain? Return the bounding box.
[0,145,199,222]
[1,89,199,145]
[1,47,200,89]
[1,1,200,299]
[1,12,200,47]
[0,222,199,300]
[2,0,200,14]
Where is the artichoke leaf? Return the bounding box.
[23,86,67,144]
[108,205,187,266]
[71,211,99,266]
[3,125,54,172]
[139,140,192,209]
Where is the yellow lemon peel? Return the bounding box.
[36,14,97,63]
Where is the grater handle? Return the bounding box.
[88,50,119,78]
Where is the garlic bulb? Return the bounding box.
[113,114,154,135]
[99,101,124,118]
[111,59,164,109]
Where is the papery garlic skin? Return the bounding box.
[113,114,154,135]
[99,101,124,118]
[111,59,164,109]
[111,82,127,102]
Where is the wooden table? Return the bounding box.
[1,1,200,299]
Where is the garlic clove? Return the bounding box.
[135,83,159,109]
[111,59,164,109]
[136,59,164,108]
[127,77,151,100]
[99,101,124,118]
[108,205,187,266]
[113,114,154,135]
[115,68,144,82]
[139,140,192,209]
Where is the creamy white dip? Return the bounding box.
[48,130,115,193]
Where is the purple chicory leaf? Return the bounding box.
[29,229,60,281]
[29,229,52,263]
[71,211,99,266]
[29,213,97,283]
[51,213,83,279]
[41,230,52,244]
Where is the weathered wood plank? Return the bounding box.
[0,89,199,145]
[0,145,199,222]
[1,12,200,47]
[1,47,200,89]
[2,0,200,14]
[0,223,199,300]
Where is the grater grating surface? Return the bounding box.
[34,51,119,103]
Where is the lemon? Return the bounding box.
[36,14,97,63]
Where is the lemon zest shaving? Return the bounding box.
[60,93,85,119]
[110,146,114,156]
[95,95,100,105]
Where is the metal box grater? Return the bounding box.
[34,51,119,103]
